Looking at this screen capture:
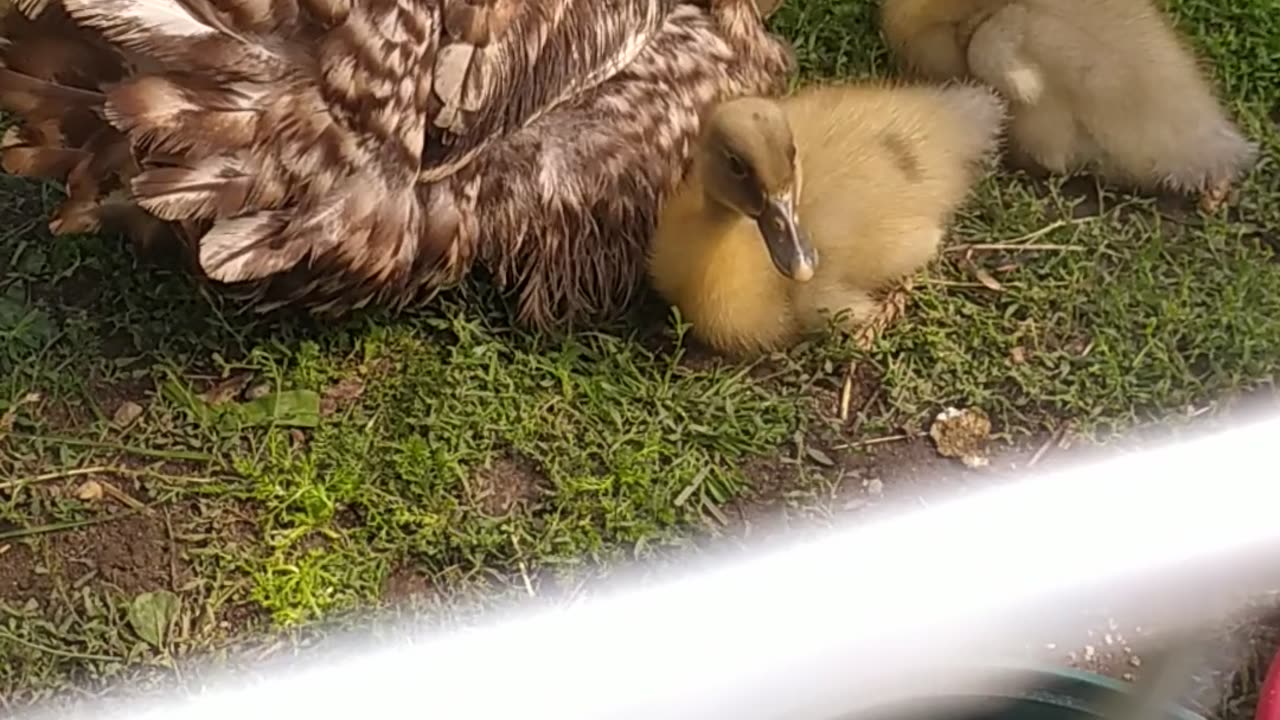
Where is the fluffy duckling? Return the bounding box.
[879,0,1258,208]
[648,82,1005,356]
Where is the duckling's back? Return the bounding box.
[780,82,1004,292]
[969,0,1257,192]
[880,0,1018,80]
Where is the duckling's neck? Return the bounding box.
[699,189,744,237]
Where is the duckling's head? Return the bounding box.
[700,97,817,283]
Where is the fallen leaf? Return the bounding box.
[970,265,1004,291]
[128,590,180,649]
[929,407,993,468]
[166,373,320,430]
[199,374,252,405]
[234,389,321,428]
[320,377,366,416]
[112,401,144,428]
[75,480,103,501]
[805,446,836,467]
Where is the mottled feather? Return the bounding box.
[0,0,794,329]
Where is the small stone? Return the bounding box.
[1104,633,1114,645]
[112,401,143,428]
[1129,656,1142,668]
[1083,645,1096,661]
[75,480,103,501]
[865,478,884,496]
[1122,673,1135,682]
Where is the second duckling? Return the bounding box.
[648,82,1005,356]
[880,0,1259,208]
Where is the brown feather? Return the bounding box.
[130,158,254,219]
[0,68,102,117]
[0,131,88,176]
[0,0,796,330]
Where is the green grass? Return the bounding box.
[3,0,1280,713]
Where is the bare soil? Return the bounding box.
[0,502,188,605]
[470,451,549,517]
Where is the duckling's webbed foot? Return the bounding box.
[1198,177,1234,214]
[852,280,914,351]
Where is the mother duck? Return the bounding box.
[0,0,794,329]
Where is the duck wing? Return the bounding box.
[0,0,794,328]
[0,0,673,289]
[237,2,797,328]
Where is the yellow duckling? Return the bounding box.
[648,82,1005,356]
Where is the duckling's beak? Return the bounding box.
[757,191,817,282]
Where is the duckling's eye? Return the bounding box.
[726,154,748,178]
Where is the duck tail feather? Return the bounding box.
[194,182,436,294]
[103,74,266,158]
[59,0,293,81]
[131,155,256,220]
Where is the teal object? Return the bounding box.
[839,665,1207,720]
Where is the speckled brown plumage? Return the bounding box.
[0,0,794,329]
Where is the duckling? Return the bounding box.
[648,82,1005,356]
[879,0,1259,209]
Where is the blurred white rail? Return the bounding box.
[31,415,1280,720]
